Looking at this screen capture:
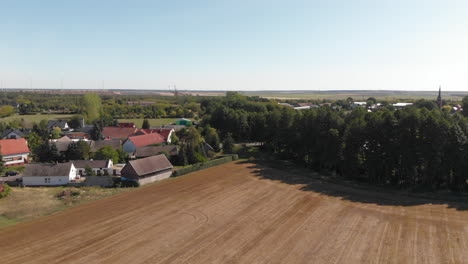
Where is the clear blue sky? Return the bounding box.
[1,0,468,90]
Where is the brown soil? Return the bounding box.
[1,162,467,264]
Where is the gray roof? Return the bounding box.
[1,129,29,139]
[71,160,111,169]
[90,140,122,152]
[135,145,178,158]
[123,154,173,177]
[47,120,68,129]
[23,163,73,177]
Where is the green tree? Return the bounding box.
[84,165,96,176]
[202,126,221,152]
[222,133,234,153]
[68,116,83,129]
[81,94,102,124]
[35,143,60,162]
[65,141,90,160]
[462,96,468,117]
[51,127,62,139]
[0,105,15,118]
[94,146,119,163]
[142,119,150,129]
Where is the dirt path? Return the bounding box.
[1,162,467,264]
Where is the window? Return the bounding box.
[44,178,51,183]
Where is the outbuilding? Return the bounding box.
[120,154,173,185]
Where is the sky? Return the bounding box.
[1,0,468,91]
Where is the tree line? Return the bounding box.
[202,92,468,192]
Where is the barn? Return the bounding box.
[120,154,173,185]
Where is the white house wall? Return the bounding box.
[23,176,70,186]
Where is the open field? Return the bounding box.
[0,114,74,127]
[1,161,467,263]
[117,118,177,127]
[242,90,468,101]
[0,187,128,228]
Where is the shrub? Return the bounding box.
[0,183,12,199]
[172,154,238,177]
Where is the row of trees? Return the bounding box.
[202,93,468,192]
[35,141,128,164]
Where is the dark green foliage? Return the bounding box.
[172,155,238,177]
[35,143,60,162]
[0,183,12,199]
[94,146,119,163]
[201,126,221,152]
[84,165,96,176]
[201,92,468,192]
[64,141,90,160]
[222,133,234,153]
[142,119,150,129]
[68,116,83,129]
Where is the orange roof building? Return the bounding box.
[0,138,31,167]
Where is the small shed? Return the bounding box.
[175,118,192,126]
[120,154,173,185]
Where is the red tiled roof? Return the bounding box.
[128,133,165,147]
[118,122,135,128]
[102,127,139,139]
[0,138,31,156]
[139,128,173,142]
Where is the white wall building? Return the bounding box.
[22,163,77,186]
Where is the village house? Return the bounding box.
[120,154,173,185]
[1,128,31,139]
[102,127,141,140]
[22,162,77,186]
[71,159,114,176]
[90,139,122,152]
[122,133,165,153]
[133,145,178,159]
[47,120,70,131]
[0,138,31,167]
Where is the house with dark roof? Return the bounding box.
[122,133,165,153]
[134,145,178,159]
[90,139,122,152]
[71,159,113,176]
[0,138,31,167]
[47,120,70,131]
[1,128,31,139]
[120,154,173,185]
[22,162,77,186]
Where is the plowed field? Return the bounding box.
[1,162,467,264]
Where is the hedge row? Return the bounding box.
[172,154,239,177]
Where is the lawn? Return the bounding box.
[0,186,129,229]
[0,114,74,127]
[117,118,178,128]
